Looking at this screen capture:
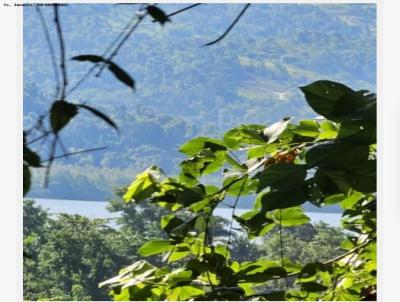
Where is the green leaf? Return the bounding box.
[146,5,170,25]
[23,164,31,197]
[77,104,118,131]
[50,100,78,133]
[300,281,328,292]
[223,176,257,196]
[161,214,184,234]
[338,119,376,145]
[168,247,191,263]
[247,144,277,159]
[273,206,310,227]
[178,286,204,300]
[225,153,246,171]
[305,142,369,169]
[223,125,265,149]
[292,120,320,137]
[329,90,376,121]
[234,210,275,237]
[340,191,364,209]
[300,80,354,117]
[138,240,173,256]
[260,291,286,301]
[180,150,225,179]
[346,160,376,193]
[123,166,162,202]
[179,137,227,156]
[317,120,338,140]
[258,188,306,211]
[254,163,307,192]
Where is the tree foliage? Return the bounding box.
[99,80,376,301]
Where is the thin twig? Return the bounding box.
[44,135,58,187]
[278,210,288,290]
[203,214,216,292]
[35,7,60,99]
[54,6,68,99]
[26,131,53,145]
[225,176,247,258]
[66,9,140,96]
[41,146,107,162]
[163,3,202,19]
[96,12,147,77]
[203,3,251,47]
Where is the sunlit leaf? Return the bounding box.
[138,240,173,256]
[123,166,163,203]
[273,206,310,227]
[179,137,227,156]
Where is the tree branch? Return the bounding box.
[203,3,251,47]
[54,6,68,99]
[36,7,60,99]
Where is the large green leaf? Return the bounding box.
[223,176,257,196]
[254,163,307,192]
[273,206,310,227]
[179,137,227,156]
[338,119,376,145]
[138,240,173,256]
[305,142,370,169]
[258,188,306,211]
[234,210,275,237]
[223,125,265,149]
[346,160,376,193]
[123,166,162,203]
[300,80,354,117]
[180,150,226,178]
[292,120,320,137]
[329,90,376,121]
[317,120,339,140]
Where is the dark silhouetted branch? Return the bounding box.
[66,9,140,96]
[203,3,251,46]
[162,3,202,20]
[42,146,107,162]
[96,11,147,77]
[225,176,247,258]
[54,6,68,99]
[36,7,60,99]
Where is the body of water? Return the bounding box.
[32,198,342,227]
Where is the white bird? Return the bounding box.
[262,117,292,143]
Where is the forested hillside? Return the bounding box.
[23,4,376,201]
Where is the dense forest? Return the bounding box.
[23,4,376,202]
[24,199,346,301]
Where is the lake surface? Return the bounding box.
[33,198,342,227]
